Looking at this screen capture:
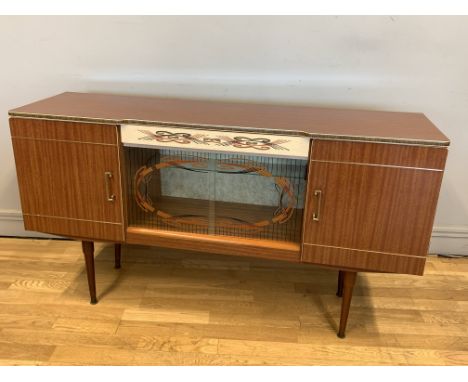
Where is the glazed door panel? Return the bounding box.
[302,140,447,274]
[10,119,124,241]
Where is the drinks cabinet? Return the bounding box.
[8,92,449,338]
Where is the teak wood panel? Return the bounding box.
[302,141,446,273]
[9,92,449,145]
[303,162,444,256]
[12,138,123,223]
[23,215,123,242]
[126,227,301,262]
[118,136,129,234]
[10,117,118,145]
[311,140,447,169]
[10,118,124,241]
[302,244,426,275]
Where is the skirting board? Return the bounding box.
[430,226,468,256]
[0,209,56,238]
[1,209,467,255]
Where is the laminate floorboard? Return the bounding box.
[0,237,466,365]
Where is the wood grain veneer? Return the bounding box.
[303,162,444,256]
[311,140,448,169]
[10,118,124,241]
[126,227,301,262]
[302,244,426,275]
[23,216,123,242]
[118,136,129,236]
[302,140,446,273]
[12,139,123,222]
[10,117,117,145]
[9,92,449,146]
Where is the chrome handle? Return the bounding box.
[104,171,116,202]
[312,189,322,221]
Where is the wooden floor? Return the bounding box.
[0,237,467,365]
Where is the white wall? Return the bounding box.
[0,16,467,254]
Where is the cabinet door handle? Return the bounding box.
[104,171,116,202]
[312,189,322,221]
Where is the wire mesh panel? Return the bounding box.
[125,147,308,243]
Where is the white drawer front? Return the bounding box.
[121,124,310,159]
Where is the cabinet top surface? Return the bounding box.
[9,92,449,146]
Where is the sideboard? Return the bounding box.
[8,92,449,338]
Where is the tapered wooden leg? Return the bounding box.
[337,271,357,338]
[336,270,344,297]
[114,243,121,269]
[81,241,97,305]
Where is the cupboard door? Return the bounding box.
[10,118,124,241]
[302,140,447,275]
